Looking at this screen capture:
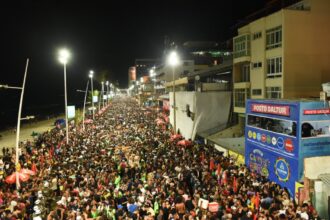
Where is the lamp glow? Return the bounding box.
[168,51,179,66]
[58,49,70,64]
[89,70,94,78]
[149,69,154,77]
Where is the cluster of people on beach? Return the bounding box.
[0,97,321,220]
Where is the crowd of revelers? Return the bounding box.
[0,97,322,220]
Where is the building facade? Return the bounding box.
[135,59,161,80]
[233,0,330,121]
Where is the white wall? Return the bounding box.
[304,156,330,179]
[314,181,330,219]
[169,91,231,140]
[214,144,229,156]
[169,92,195,139]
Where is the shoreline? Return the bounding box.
[0,115,64,152]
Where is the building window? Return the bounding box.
[247,114,297,137]
[266,26,282,50]
[252,62,262,69]
[266,87,281,99]
[252,89,262,95]
[267,57,282,77]
[241,64,250,82]
[234,34,250,58]
[252,32,262,40]
[235,88,250,107]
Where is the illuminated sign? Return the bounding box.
[93,96,98,103]
[67,105,75,119]
[303,109,330,115]
[251,104,290,116]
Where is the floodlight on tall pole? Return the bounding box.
[0,85,23,90]
[82,80,89,131]
[98,87,101,111]
[14,58,29,190]
[58,48,70,145]
[106,81,109,105]
[89,70,95,120]
[101,81,104,108]
[168,51,179,134]
[149,67,156,96]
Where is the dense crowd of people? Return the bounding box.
[0,97,321,220]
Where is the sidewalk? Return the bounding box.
[0,116,63,151]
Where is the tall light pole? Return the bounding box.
[98,86,101,111]
[110,83,113,98]
[1,80,36,190]
[101,81,104,108]
[89,70,95,120]
[106,81,109,105]
[58,48,70,145]
[168,51,179,134]
[82,80,89,130]
[15,59,29,189]
[150,67,156,97]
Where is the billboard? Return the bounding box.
[93,96,98,103]
[67,105,75,119]
[299,102,330,159]
[246,99,330,197]
[128,66,136,81]
[246,100,300,196]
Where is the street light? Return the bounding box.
[106,81,109,105]
[101,81,104,108]
[0,84,23,90]
[21,115,35,120]
[1,63,34,190]
[89,70,95,120]
[82,80,89,131]
[167,51,180,134]
[149,67,156,97]
[58,48,70,145]
[16,59,29,190]
[98,84,101,111]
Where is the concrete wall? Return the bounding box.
[303,156,330,218]
[214,144,229,156]
[314,180,330,219]
[169,91,231,140]
[169,92,195,139]
[304,156,330,179]
[202,83,228,91]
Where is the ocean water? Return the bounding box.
[0,100,84,131]
[0,103,64,131]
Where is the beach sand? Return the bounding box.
[0,116,64,152]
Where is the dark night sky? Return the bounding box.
[0,0,265,126]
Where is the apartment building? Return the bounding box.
[233,0,330,122]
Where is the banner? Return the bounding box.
[67,106,75,119]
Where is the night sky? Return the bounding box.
[0,0,265,127]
